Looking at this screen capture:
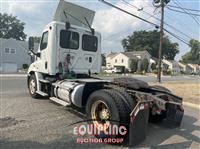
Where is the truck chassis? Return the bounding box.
[27,73,184,146]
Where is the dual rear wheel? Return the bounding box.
[86,89,136,139]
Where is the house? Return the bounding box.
[106,51,151,72]
[188,64,200,74]
[0,38,30,73]
[178,62,193,74]
[106,52,118,69]
[162,59,180,75]
[149,57,158,71]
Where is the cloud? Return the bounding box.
[92,0,158,53]
[2,0,59,37]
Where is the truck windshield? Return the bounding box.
[60,30,79,49]
[82,34,98,52]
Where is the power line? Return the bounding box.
[168,5,200,12]
[172,0,200,25]
[103,16,156,41]
[121,0,159,20]
[99,0,159,27]
[164,29,190,46]
[164,11,196,36]
[99,0,191,46]
[121,0,192,40]
[166,7,200,16]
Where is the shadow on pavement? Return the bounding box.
[1,108,199,149]
[136,114,200,148]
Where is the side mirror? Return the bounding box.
[29,37,34,50]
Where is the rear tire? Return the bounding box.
[86,89,130,139]
[28,74,39,98]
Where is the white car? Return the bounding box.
[104,67,122,73]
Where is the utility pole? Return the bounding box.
[157,0,165,83]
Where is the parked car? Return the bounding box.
[104,67,122,73]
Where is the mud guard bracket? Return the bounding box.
[129,102,149,147]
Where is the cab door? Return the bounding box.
[37,31,49,73]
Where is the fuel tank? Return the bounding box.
[53,80,85,107]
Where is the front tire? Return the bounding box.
[28,74,39,98]
[86,89,130,139]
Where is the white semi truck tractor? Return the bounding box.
[27,0,184,146]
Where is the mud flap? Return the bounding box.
[165,103,184,127]
[129,107,149,147]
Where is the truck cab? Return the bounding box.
[28,21,101,76]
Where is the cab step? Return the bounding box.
[36,90,48,97]
[50,97,70,106]
[39,79,50,83]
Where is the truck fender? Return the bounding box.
[27,71,43,92]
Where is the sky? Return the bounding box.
[0,0,199,60]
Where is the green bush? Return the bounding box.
[135,71,144,75]
[22,64,29,69]
[130,59,138,73]
[153,70,158,74]
[163,70,172,75]
[141,58,149,72]
[151,63,157,70]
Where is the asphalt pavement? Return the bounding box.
[0,76,199,149]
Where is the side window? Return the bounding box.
[11,49,16,54]
[5,48,9,53]
[82,34,98,52]
[60,30,79,49]
[40,31,48,50]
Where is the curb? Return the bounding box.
[183,102,200,110]
[0,74,27,77]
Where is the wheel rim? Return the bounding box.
[91,100,111,131]
[29,79,36,94]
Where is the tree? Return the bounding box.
[151,63,157,71]
[141,58,149,72]
[181,39,200,64]
[0,13,26,40]
[122,30,179,60]
[129,59,138,72]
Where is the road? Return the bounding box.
[0,76,200,149]
[99,75,200,83]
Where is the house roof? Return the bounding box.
[163,59,177,64]
[124,51,148,55]
[0,38,9,45]
[151,57,158,62]
[122,50,150,58]
[121,52,138,59]
[188,64,199,68]
[107,52,118,59]
[178,62,186,67]
[0,38,28,52]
